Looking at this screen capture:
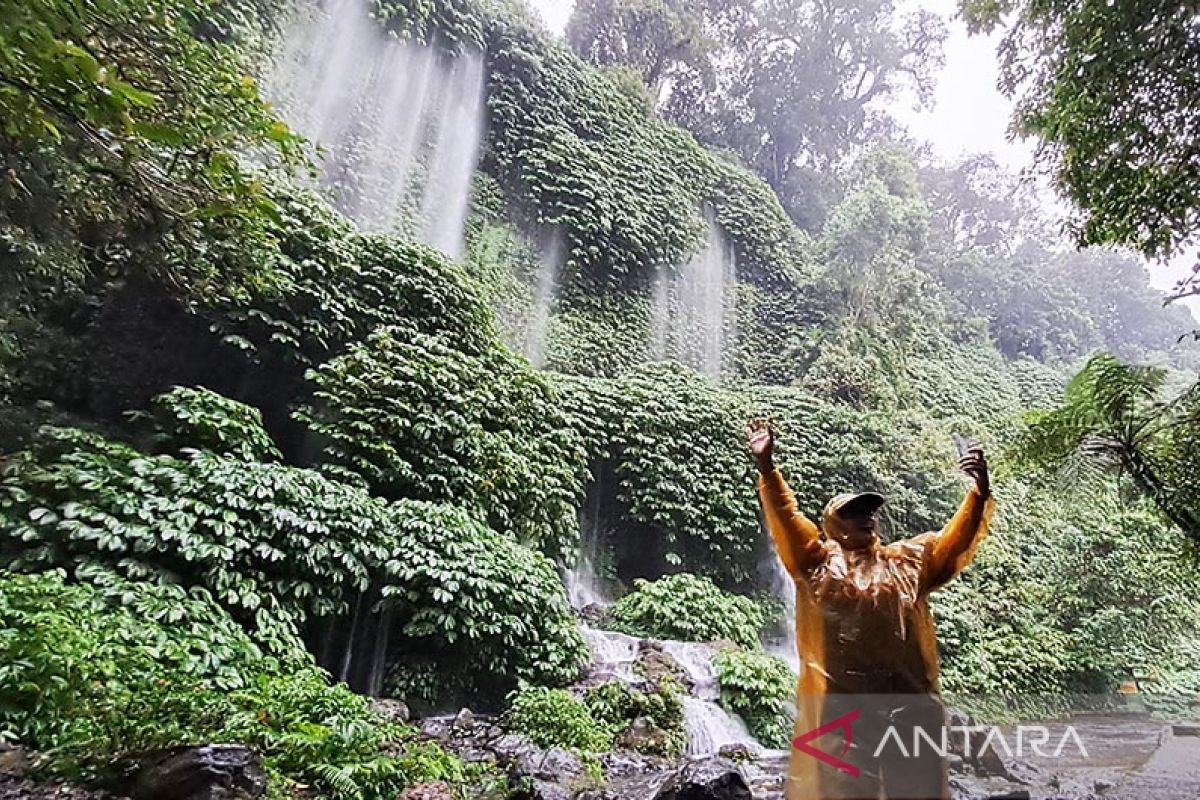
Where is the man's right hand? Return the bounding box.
[747,418,775,473]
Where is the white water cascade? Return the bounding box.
[581,626,762,758]
[264,0,486,258]
[651,212,738,380]
[661,641,762,757]
[766,553,800,674]
[524,232,565,369]
[565,470,611,610]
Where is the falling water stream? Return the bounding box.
[581,625,764,757]
[524,232,565,369]
[651,211,738,380]
[264,0,486,257]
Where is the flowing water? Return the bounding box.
[264,0,486,257]
[582,626,763,757]
[524,231,565,369]
[650,212,738,379]
[765,553,800,674]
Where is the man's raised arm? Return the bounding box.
[919,449,996,592]
[748,420,824,579]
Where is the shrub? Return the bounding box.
[0,425,587,694]
[584,679,686,758]
[0,570,470,798]
[143,385,282,461]
[501,685,611,752]
[609,574,765,649]
[713,649,795,749]
[298,326,589,561]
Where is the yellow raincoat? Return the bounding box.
[759,469,996,800]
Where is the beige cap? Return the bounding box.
[823,491,886,519]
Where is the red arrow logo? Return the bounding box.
[791,708,861,777]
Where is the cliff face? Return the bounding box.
[1,0,1198,795]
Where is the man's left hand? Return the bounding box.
[959,450,990,498]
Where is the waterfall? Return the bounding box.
[682,697,759,758]
[766,554,800,674]
[264,0,486,256]
[650,211,738,379]
[578,627,762,757]
[658,640,762,757]
[582,627,641,683]
[524,232,564,368]
[419,53,487,259]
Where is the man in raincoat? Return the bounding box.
[748,419,994,800]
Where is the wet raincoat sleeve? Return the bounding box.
[757,468,825,578]
[917,486,996,593]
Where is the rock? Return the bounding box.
[653,757,750,800]
[398,782,455,800]
[0,745,32,778]
[515,747,585,782]
[636,644,691,689]
[419,715,455,740]
[599,751,670,779]
[528,779,573,800]
[577,604,609,626]
[716,743,756,763]
[130,745,265,800]
[0,773,124,800]
[617,717,674,755]
[1092,778,1115,792]
[490,733,538,763]
[597,769,676,800]
[946,706,974,729]
[368,698,410,724]
[974,740,1008,778]
[1171,722,1200,736]
[453,708,476,729]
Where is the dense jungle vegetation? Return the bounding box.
[2,0,1200,797]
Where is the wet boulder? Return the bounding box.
[398,782,456,800]
[129,745,265,800]
[652,757,750,800]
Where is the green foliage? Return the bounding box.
[481,11,814,295]
[712,648,794,749]
[0,0,300,311]
[567,0,721,97]
[1011,354,1200,540]
[962,0,1200,291]
[556,364,763,582]
[935,483,1200,697]
[0,570,469,797]
[661,0,945,224]
[376,0,489,50]
[553,363,965,583]
[144,385,283,460]
[610,574,764,649]
[0,426,387,650]
[501,685,611,752]
[298,325,589,560]
[379,501,588,689]
[0,424,587,691]
[583,679,686,758]
[223,671,467,799]
[217,194,496,368]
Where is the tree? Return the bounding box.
[962,0,1200,299]
[661,0,945,227]
[1013,354,1200,543]
[566,0,744,98]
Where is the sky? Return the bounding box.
[526,0,1198,311]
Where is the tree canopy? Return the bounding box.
[962,0,1200,298]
